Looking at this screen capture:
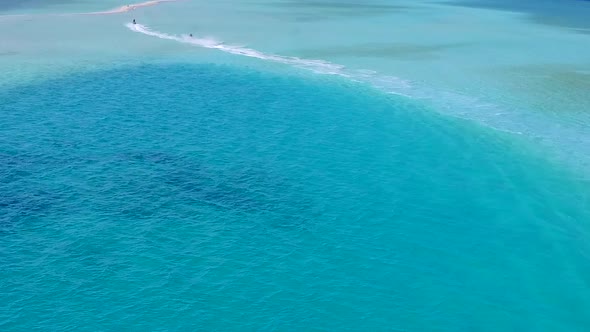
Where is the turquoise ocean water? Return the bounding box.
[1,0,590,330]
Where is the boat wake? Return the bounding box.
[128,24,366,77]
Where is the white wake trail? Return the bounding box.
[126,23,372,77]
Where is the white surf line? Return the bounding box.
[126,23,412,92]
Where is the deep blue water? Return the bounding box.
[1,64,590,330]
[447,0,590,31]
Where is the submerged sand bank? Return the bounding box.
[0,0,177,17]
[84,0,177,15]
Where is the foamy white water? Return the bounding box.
[127,23,350,76]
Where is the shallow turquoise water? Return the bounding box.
[2,64,590,330]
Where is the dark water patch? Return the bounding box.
[444,0,590,33]
[104,150,313,229]
[571,28,590,35]
[116,151,180,165]
[0,190,54,219]
[0,63,325,230]
[0,185,62,232]
[0,62,322,229]
[0,151,70,231]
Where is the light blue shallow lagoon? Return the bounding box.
[1,0,590,330]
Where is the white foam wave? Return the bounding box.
[126,23,409,82]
